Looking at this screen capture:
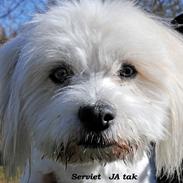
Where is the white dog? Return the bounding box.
[1,0,183,182]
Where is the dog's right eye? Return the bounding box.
[49,65,74,84]
[119,63,137,79]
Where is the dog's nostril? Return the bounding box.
[78,102,116,132]
[103,112,115,123]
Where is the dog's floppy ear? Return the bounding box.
[155,30,183,177]
[0,36,30,176]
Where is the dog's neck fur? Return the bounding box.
[21,150,156,183]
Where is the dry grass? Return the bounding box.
[0,167,18,183]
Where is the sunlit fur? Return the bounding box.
[1,0,183,182]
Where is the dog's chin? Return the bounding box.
[46,135,138,165]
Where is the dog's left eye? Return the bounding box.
[49,65,74,84]
[119,64,137,78]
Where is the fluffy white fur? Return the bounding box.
[1,0,183,182]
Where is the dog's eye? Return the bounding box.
[119,64,137,78]
[49,65,74,84]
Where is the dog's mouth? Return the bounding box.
[78,133,114,148]
[47,132,138,164]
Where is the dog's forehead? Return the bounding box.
[24,0,169,71]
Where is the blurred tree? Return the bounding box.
[48,0,58,6]
[0,0,47,37]
[0,0,183,40]
[138,0,183,17]
[0,26,7,45]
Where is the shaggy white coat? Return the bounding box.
[1,0,183,182]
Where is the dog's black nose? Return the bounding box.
[78,102,115,132]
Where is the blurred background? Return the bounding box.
[0,0,183,182]
[0,0,183,45]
